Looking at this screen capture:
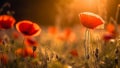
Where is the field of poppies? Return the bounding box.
[0,12,119,68]
[0,3,120,68]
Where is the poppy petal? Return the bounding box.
[0,15,15,29]
[106,23,115,33]
[48,26,57,35]
[24,38,38,47]
[79,12,104,29]
[70,49,78,57]
[29,23,41,36]
[16,20,41,37]
[24,47,34,56]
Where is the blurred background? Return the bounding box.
[0,1,119,68]
[0,0,120,27]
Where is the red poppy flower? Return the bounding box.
[30,52,37,58]
[48,26,57,35]
[57,35,65,41]
[103,32,115,41]
[0,53,8,65]
[24,47,34,56]
[16,20,41,37]
[15,48,28,57]
[15,47,35,58]
[70,49,78,57]
[57,28,72,40]
[63,28,72,38]
[63,28,77,42]
[0,15,15,29]
[79,12,104,29]
[24,38,38,47]
[105,23,115,33]
[15,48,23,56]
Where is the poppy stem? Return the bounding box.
[114,4,120,35]
[21,37,25,58]
[84,28,90,60]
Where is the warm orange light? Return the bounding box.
[71,0,98,11]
